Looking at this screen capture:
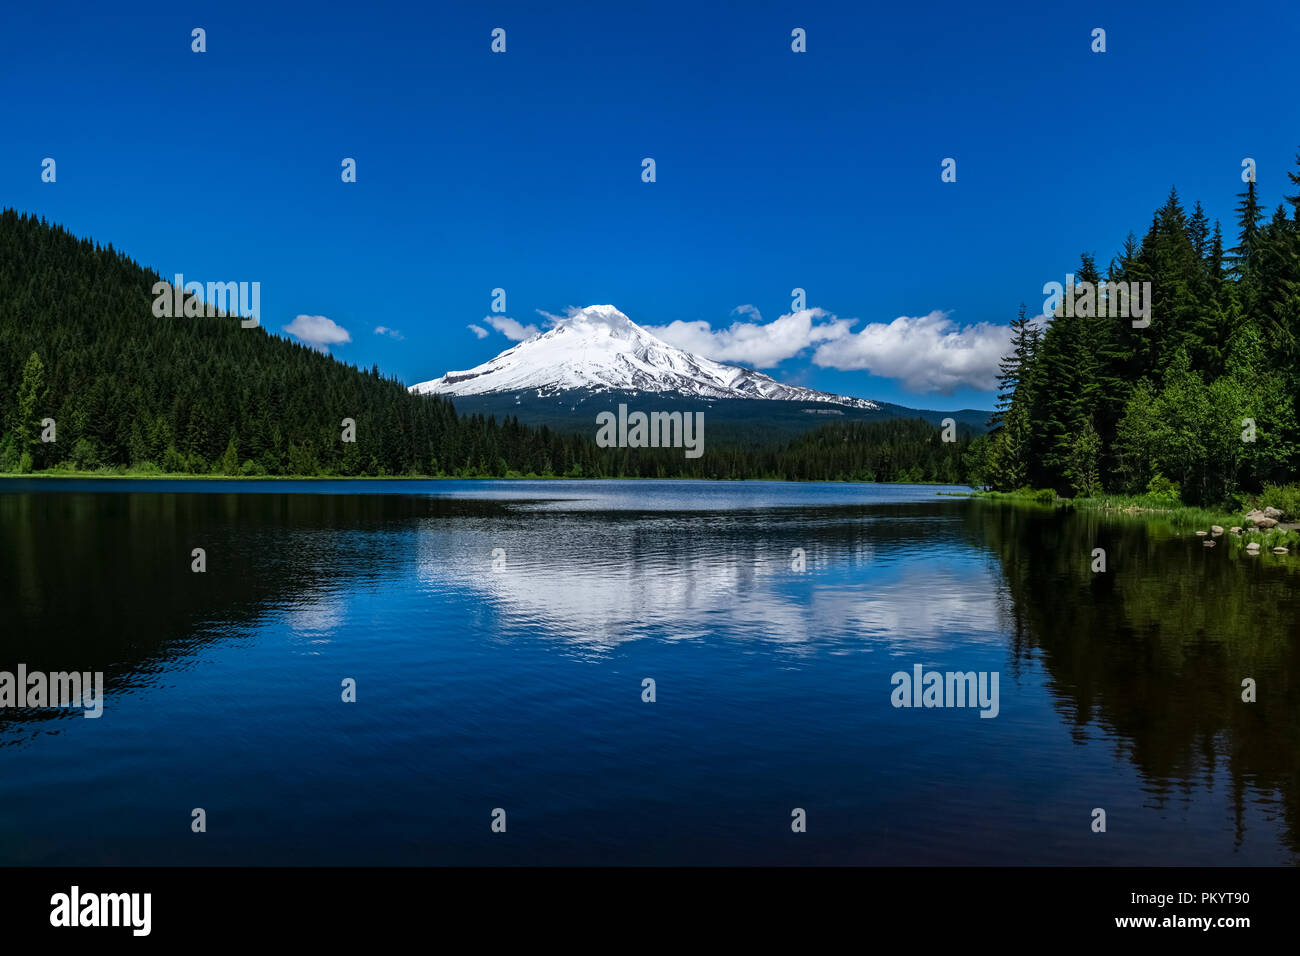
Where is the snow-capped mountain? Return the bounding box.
[409,305,878,409]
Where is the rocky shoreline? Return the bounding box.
[1196,508,1297,555]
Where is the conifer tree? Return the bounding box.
[14,350,46,468]
[989,304,1037,429]
[1285,146,1300,223]
[1232,177,1263,281]
[1188,201,1210,259]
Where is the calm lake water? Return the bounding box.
[1,478,1297,865]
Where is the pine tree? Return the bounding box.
[989,304,1037,428]
[1208,220,1225,281]
[1065,417,1102,498]
[990,400,1030,489]
[1232,177,1263,280]
[15,350,47,465]
[1285,145,1300,223]
[219,431,241,475]
[1188,201,1210,259]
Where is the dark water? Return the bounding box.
[1,479,1297,865]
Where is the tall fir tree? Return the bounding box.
[1232,177,1263,282]
[989,303,1038,429]
[1285,145,1300,223]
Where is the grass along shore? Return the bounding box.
[968,489,1299,552]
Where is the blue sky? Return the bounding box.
[3,0,1298,410]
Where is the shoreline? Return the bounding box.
[961,489,1299,550]
[0,471,970,486]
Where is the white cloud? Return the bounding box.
[485,315,539,341]
[373,325,404,340]
[535,308,570,326]
[467,323,489,339]
[645,308,855,369]
[730,303,762,321]
[283,314,352,353]
[811,310,1009,394]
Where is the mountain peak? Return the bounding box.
[410,305,878,410]
[563,304,637,330]
[546,304,649,345]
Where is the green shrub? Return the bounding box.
[1257,482,1300,520]
[1014,486,1056,505]
[71,437,100,471]
[1145,472,1181,506]
[162,446,187,473]
[0,437,19,473]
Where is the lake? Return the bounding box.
[1,479,1296,865]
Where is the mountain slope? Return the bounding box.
[411,304,879,409]
[0,209,589,476]
[443,391,990,444]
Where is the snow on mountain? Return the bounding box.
[409,305,878,409]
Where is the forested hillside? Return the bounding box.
[0,209,595,477]
[0,210,972,483]
[973,151,1300,504]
